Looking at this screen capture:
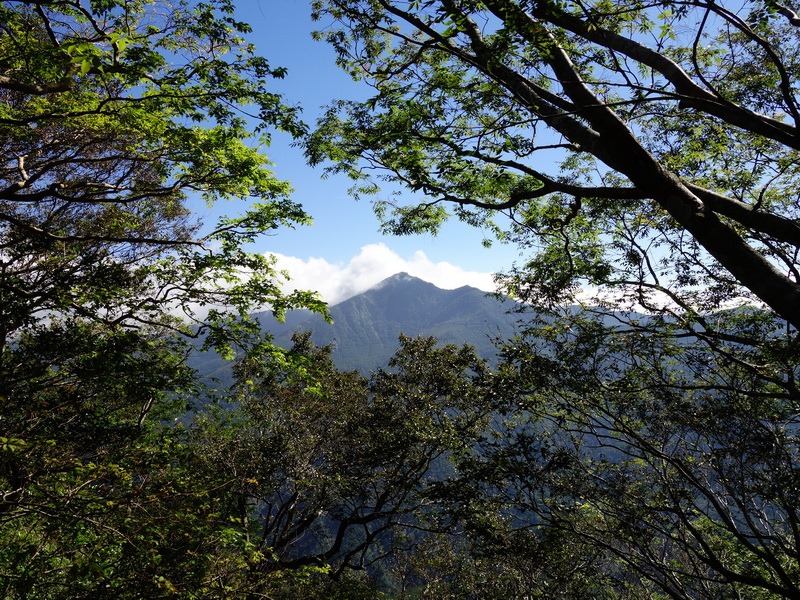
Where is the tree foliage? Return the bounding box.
[7,0,800,596]
[305,1,800,596]
[307,0,800,328]
[0,0,325,332]
[187,333,498,597]
[0,1,327,596]
[456,307,800,598]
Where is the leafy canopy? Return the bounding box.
[307,0,800,329]
[0,1,328,597]
[0,0,325,335]
[305,1,800,596]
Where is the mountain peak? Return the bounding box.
[367,273,446,305]
[371,272,422,289]
[195,271,520,377]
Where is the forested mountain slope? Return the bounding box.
[270,272,520,371]
[192,273,520,378]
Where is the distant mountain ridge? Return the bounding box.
[191,273,522,379]
[264,272,520,371]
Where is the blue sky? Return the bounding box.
[202,0,522,303]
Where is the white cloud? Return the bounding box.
[271,243,498,305]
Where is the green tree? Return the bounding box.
[187,333,499,597]
[0,0,323,332]
[305,1,800,596]
[0,1,325,596]
[307,0,800,328]
[458,307,800,598]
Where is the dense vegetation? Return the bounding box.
[307,1,800,594]
[2,0,800,598]
[0,0,328,596]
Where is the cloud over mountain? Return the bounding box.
[270,243,498,304]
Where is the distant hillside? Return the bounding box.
[192,273,522,379]
[267,272,520,371]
